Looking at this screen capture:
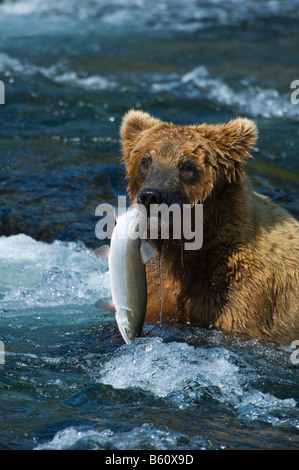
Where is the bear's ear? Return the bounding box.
[120,109,161,159]
[198,117,258,163]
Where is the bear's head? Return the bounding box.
[120,109,258,209]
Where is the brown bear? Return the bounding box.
[120,109,299,345]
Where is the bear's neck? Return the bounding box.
[158,178,252,283]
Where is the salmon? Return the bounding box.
[95,207,156,344]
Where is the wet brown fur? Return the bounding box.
[120,109,299,344]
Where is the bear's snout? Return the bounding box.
[137,187,165,213]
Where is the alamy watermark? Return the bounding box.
[0,341,4,365]
[0,80,5,105]
[290,80,299,104]
[95,196,203,250]
[290,340,299,365]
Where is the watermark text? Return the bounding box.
[95,196,203,250]
[0,80,4,105]
[0,341,4,365]
[290,80,299,104]
[290,340,299,365]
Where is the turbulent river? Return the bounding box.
[0,0,298,450]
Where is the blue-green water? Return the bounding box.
[0,0,298,450]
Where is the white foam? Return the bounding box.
[49,70,117,90]
[0,53,116,90]
[152,65,299,121]
[34,423,208,450]
[1,0,299,27]
[0,0,45,16]
[238,390,297,424]
[183,66,298,119]
[100,337,298,424]
[100,338,241,402]
[0,234,110,308]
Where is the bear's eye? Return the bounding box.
[141,155,152,168]
[178,160,197,183]
[139,154,152,178]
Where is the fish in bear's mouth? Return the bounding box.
[136,186,185,241]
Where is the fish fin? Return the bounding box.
[140,239,156,264]
[95,298,115,312]
[94,245,110,259]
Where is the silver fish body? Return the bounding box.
[96,207,156,344]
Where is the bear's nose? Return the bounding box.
[137,187,164,212]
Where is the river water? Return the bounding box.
[0,0,298,450]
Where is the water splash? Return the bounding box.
[151,65,299,121]
[0,234,110,309]
[34,423,209,450]
[0,53,117,90]
[2,0,299,31]
[100,335,299,426]
[0,235,298,450]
